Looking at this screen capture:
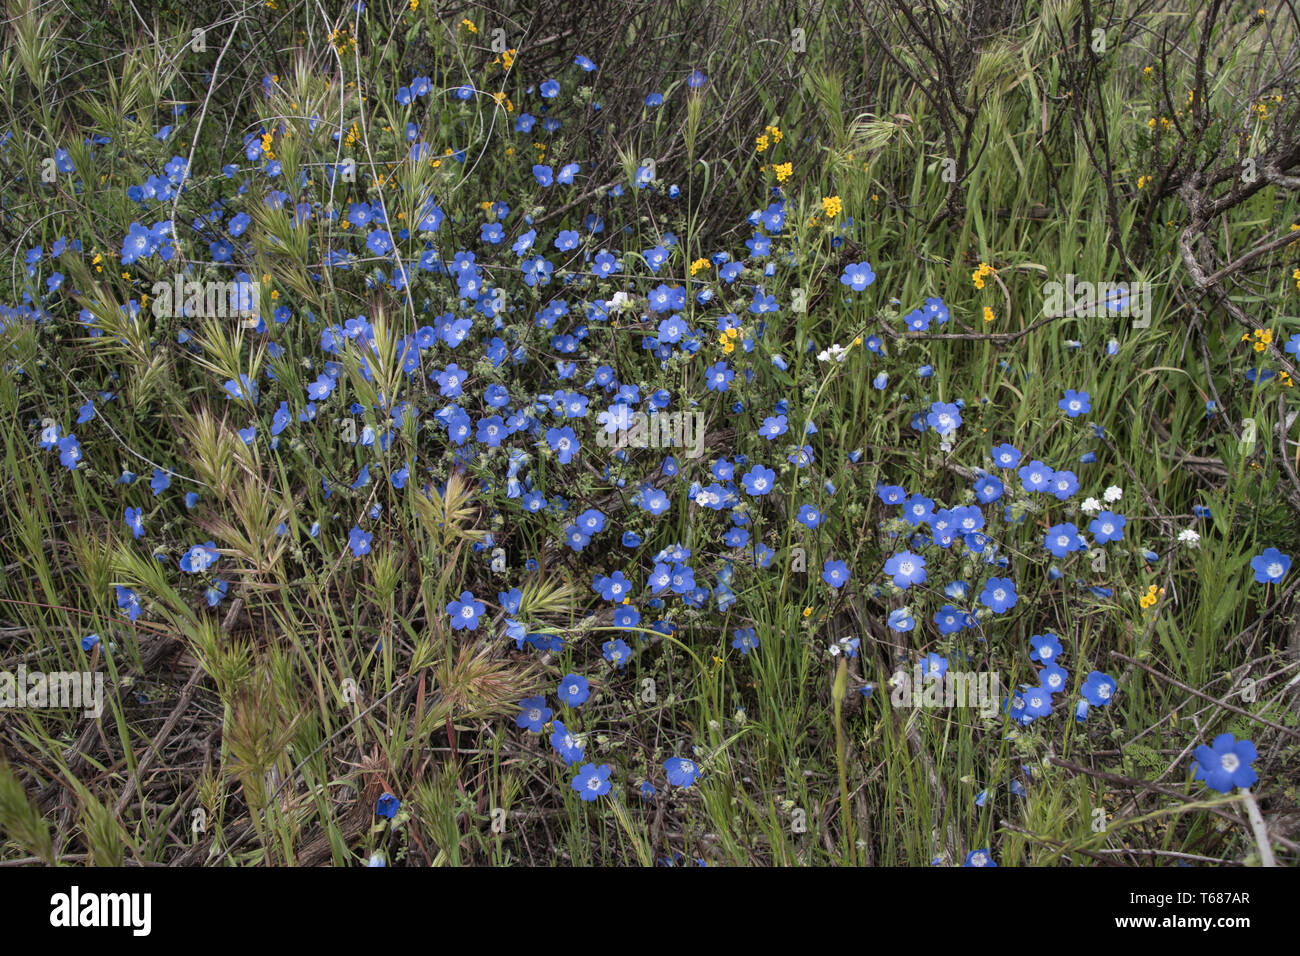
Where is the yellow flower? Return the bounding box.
[767,125,783,143]
[1137,175,1149,189]
[774,162,792,182]
[755,133,769,154]
[802,606,813,617]
[502,49,516,71]
[409,0,418,9]
[690,257,711,275]
[983,306,994,323]
[1143,66,1153,75]
[821,195,842,218]
[460,18,478,33]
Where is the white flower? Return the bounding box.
[1178,528,1201,549]
[1081,497,1103,515]
[818,344,848,363]
[606,290,633,311]
[1103,485,1123,503]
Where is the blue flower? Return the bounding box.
[515,696,552,732]
[1088,510,1126,544]
[840,261,876,291]
[1044,522,1087,558]
[963,849,997,867]
[124,507,145,539]
[179,541,219,573]
[740,464,776,496]
[797,504,823,528]
[1191,733,1258,793]
[81,633,100,652]
[1022,686,1052,720]
[603,638,632,668]
[1030,633,1062,664]
[1017,459,1054,493]
[665,756,699,787]
[933,605,964,634]
[348,526,372,557]
[920,652,948,680]
[926,402,962,435]
[1038,663,1068,695]
[376,793,400,818]
[540,78,560,98]
[558,673,590,707]
[57,434,82,469]
[205,579,229,607]
[731,627,759,655]
[822,559,849,588]
[116,585,142,621]
[979,576,1018,613]
[546,426,579,464]
[1250,547,1291,584]
[550,720,584,764]
[991,443,1022,469]
[572,763,612,800]
[448,591,485,630]
[1080,671,1116,706]
[883,551,927,589]
[1059,389,1091,417]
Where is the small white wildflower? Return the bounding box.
[1103,485,1123,503]
[1080,497,1102,515]
[1178,528,1201,549]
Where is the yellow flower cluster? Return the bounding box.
[983,306,994,323]
[460,18,478,33]
[1242,328,1273,352]
[719,326,742,354]
[971,261,995,289]
[1293,265,1300,289]
[1137,175,1150,190]
[1139,584,1163,610]
[343,122,359,148]
[260,132,275,160]
[690,257,711,276]
[329,27,356,54]
[755,125,783,154]
[774,162,792,182]
[821,195,842,218]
